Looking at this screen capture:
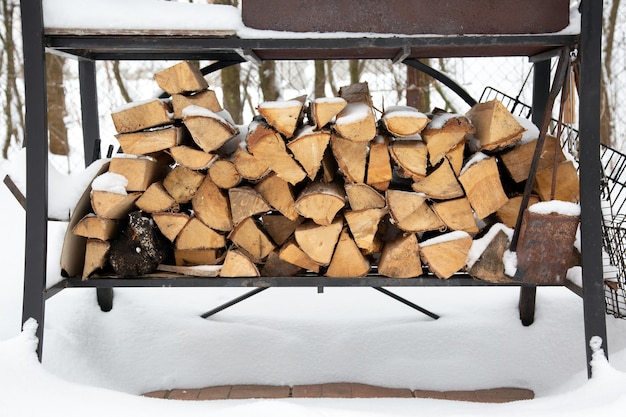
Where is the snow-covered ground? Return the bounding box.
[2,157,626,416]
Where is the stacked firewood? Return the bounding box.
[71,61,579,281]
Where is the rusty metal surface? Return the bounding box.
[516,211,580,285]
[242,0,570,35]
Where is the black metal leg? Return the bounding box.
[20,0,49,362]
[201,287,269,318]
[579,0,608,377]
[97,288,114,312]
[372,287,439,320]
[519,286,536,326]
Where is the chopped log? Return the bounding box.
[500,135,566,183]
[90,190,141,220]
[534,160,580,203]
[257,98,305,138]
[287,127,331,180]
[72,214,121,241]
[229,186,271,225]
[172,89,222,119]
[108,155,167,192]
[344,183,386,210]
[310,97,347,129]
[496,195,540,228]
[326,228,370,277]
[162,165,205,204]
[111,98,172,134]
[338,82,374,106]
[344,208,387,253]
[158,264,221,277]
[209,159,242,189]
[247,124,307,185]
[380,105,429,137]
[261,213,302,246]
[152,212,190,242]
[232,146,270,181]
[175,216,226,250]
[294,180,345,226]
[109,211,172,276]
[321,146,338,182]
[294,218,343,265]
[261,250,303,277]
[367,135,393,191]
[255,173,299,221]
[334,102,377,142]
[432,197,479,234]
[184,107,239,153]
[378,233,423,278]
[82,239,110,279]
[174,248,224,266]
[228,217,275,261]
[135,181,179,213]
[191,176,233,232]
[446,139,466,176]
[411,159,464,200]
[220,249,260,277]
[389,139,428,181]
[467,226,513,283]
[465,99,525,151]
[278,240,321,273]
[458,155,509,219]
[168,145,218,171]
[331,133,367,183]
[116,126,183,155]
[422,113,474,166]
[386,189,444,233]
[419,231,473,279]
[154,60,208,95]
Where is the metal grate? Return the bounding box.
[481,86,626,318]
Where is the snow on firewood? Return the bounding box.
[466,223,513,269]
[91,172,128,195]
[335,102,374,125]
[420,230,472,247]
[182,104,231,125]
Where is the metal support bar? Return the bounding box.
[20,0,49,361]
[403,58,477,107]
[79,59,101,165]
[201,287,269,318]
[579,0,608,377]
[372,287,439,320]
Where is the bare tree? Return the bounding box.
[46,53,69,155]
[602,0,622,147]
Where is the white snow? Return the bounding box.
[516,116,541,144]
[466,223,514,269]
[420,230,471,247]
[460,152,490,176]
[383,105,429,120]
[258,100,303,109]
[529,201,581,217]
[182,105,229,125]
[426,112,465,130]
[91,171,128,194]
[335,103,373,125]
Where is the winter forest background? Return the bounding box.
[1,0,625,176]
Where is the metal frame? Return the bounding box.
[19,0,606,377]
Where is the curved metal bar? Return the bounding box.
[403,58,477,107]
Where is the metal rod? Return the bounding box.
[201,287,269,318]
[403,58,477,107]
[372,287,439,320]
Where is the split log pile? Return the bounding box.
[70,61,580,281]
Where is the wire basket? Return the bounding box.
[481,86,626,318]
